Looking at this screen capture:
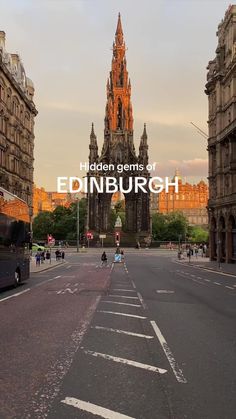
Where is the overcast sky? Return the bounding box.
[0,0,230,189]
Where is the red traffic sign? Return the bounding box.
[86,232,93,240]
[48,234,55,246]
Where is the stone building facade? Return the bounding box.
[206,5,236,262]
[87,15,151,240]
[0,31,37,217]
[33,185,85,217]
[151,171,209,226]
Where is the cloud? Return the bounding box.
[155,158,208,178]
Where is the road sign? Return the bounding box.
[114,254,121,262]
[99,234,106,239]
[47,234,55,246]
[86,232,93,240]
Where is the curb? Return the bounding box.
[30,261,68,274]
[174,259,236,277]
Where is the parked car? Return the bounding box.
[32,243,46,252]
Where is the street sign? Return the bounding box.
[86,232,93,240]
[114,254,122,263]
[99,234,106,239]
[47,234,55,246]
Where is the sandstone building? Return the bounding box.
[206,5,236,262]
[0,31,37,217]
[33,185,85,217]
[150,171,209,226]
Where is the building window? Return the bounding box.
[0,148,4,166]
[0,84,4,101]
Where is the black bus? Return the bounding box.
[0,187,31,289]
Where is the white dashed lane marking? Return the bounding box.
[151,320,187,384]
[61,397,135,419]
[108,294,139,300]
[112,289,136,292]
[97,310,147,319]
[0,288,30,303]
[102,300,141,308]
[83,350,167,374]
[91,326,154,339]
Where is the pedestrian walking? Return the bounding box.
[46,250,50,263]
[186,246,191,263]
[41,250,45,264]
[61,250,65,261]
[35,251,41,266]
[55,249,61,261]
[101,251,107,267]
[194,244,198,258]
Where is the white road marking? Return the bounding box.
[31,296,101,418]
[108,295,139,300]
[61,397,134,418]
[57,288,78,295]
[192,278,207,286]
[137,292,146,309]
[197,277,202,280]
[204,279,210,282]
[66,265,71,269]
[131,280,136,289]
[214,282,221,286]
[233,285,236,287]
[150,320,187,384]
[202,269,236,278]
[225,285,234,290]
[112,289,136,292]
[84,350,167,374]
[0,288,30,302]
[102,300,141,307]
[91,326,154,339]
[54,275,61,278]
[156,290,174,294]
[97,310,146,319]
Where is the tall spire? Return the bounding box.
[141,123,147,143]
[90,122,96,142]
[105,14,133,132]
[89,123,98,163]
[115,12,124,45]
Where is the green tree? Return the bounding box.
[152,213,167,240]
[52,206,74,240]
[188,226,209,243]
[32,198,88,241]
[32,211,53,241]
[165,212,188,241]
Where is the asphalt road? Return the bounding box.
[0,250,236,419]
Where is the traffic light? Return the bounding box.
[115,232,120,243]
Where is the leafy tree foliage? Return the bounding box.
[152,211,188,241]
[32,198,87,241]
[32,211,53,240]
[188,226,209,243]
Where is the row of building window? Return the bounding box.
[0,84,32,129]
[0,149,31,179]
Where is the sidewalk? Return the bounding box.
[30,258,65,273]
[176,255,236,276]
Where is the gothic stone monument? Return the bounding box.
[87,14,151,243]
